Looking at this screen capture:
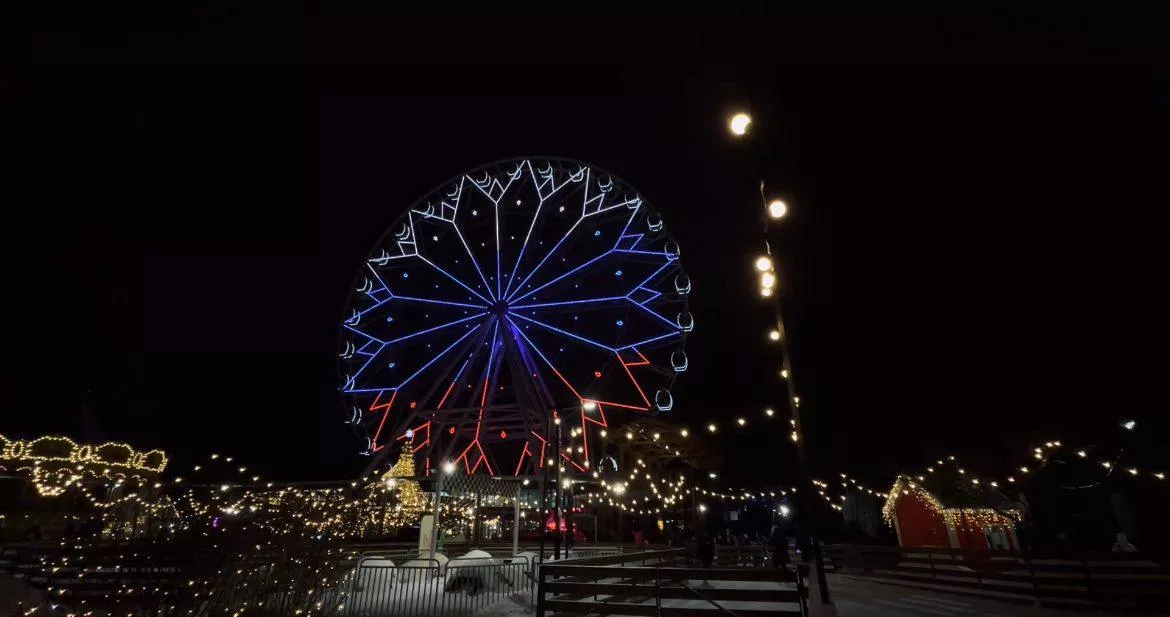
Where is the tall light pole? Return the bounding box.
[728,109,828,602]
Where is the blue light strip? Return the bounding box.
[612,207,640,249]
[508,312,616,352]
[632,298,681,330]
[505,315,561,375]
[504,218,582,303]
[343,323,384,344]
[391,295,487,310]
[494,202,502,301]
[451,224,497,303]
[508,248,614,305]
[615,249,671,258]
[501,197,545,300]
[344,341,388,390]
[382,312,487,346]
[617,330,680,351]
[510,296,626,310]
[396,322,483,389]
[417,255,493,305]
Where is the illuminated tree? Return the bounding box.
[381,450,427,528]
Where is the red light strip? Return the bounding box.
[618,353,652,408]
[514,442,533,476]
[369,390,399,447]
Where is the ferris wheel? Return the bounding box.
[339,158,692,477]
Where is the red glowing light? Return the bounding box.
[409,401,417,409]
[449,427,456,435]
[594,371,602,378]
[499,430,508,439]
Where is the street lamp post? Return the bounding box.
[729,109,829,603]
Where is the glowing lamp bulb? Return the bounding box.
[582,401,597,411]
[768,330,781,341]
[736,417,746,426]
[760,286,774,298]
[754,256,773,272]
[1122,420,1136,430]
[707,423,717,433]
[760,271,777,289]
[728,112,751,136]
[767,199,788,220]
[443,461,456,475]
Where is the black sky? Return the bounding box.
[4,10,1168,486]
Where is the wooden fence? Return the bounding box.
[537,548,807,617]
[825,544,1170,612]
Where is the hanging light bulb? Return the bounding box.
[760,271,777,289]
[767,199,788,220]
[754,256,773,272]
[768,330,781,341]
[728,112,751,136]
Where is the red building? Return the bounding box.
[883,477,1021,551]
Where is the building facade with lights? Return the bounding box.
[884,477,1021,551]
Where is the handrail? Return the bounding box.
[679,581,741,617]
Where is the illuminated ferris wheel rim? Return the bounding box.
[337,156,692,474]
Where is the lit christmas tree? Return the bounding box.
[380,450,427,528]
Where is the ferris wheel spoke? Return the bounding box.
[507,248,613,305]
[500,198,544,300]
[510,296,627,310]
[508,312,615,352]
[416,255,493,305]
[395,323,483,389]
[449,224,497,303]
[381,312,488,347]
[389,295,487,310]
[504,315,581,400]
[504,218,581,303]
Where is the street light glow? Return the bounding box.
[754,256,773,272]
[767,199,788,219]
[728,112,751,136]
[760,271,776,289]
[582,400,597,411]
[768,330,781,341]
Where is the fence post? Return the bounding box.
[813,538,830,604]
[655,567,662,617]
[535,563,547,617]
[1022,549,1040,606]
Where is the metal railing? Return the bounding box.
[343,553,535,617]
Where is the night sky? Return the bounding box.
[4,12,1168,487]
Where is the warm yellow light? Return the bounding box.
[768,330,781,341]
[767,199,788,220]
[582,401,597,411]
[728,112,751,136]
[680,429,689,437]
[707,423,717,433]
[626,432,634,441]
[760,286,774,298]
[1077,450,1087,457]
[790,431,799,442]
[736,417,746,426]
[443,461,456,475]
[760,271,777,289]
[754,256,773,272]
[765,408,774,417]
[599,429,607,438]
[780,369,789,378]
